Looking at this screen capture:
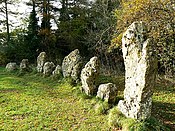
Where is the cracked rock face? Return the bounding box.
[118,22,157,121]
[62,49,83,82]
[81,56,100,96]
[37,52,47,73]
[20,59,29,72]
[43,62,55,76]
[97,83,118,103]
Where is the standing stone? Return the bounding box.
[37,52,47,73]
[20,59,30,72]
[118,22,157,121]
[6,62,18,71]
[97,83,118,103]
[81,56,100,96]
[62,49,83,81]
[52,65,62,78]
[43,62,55,76]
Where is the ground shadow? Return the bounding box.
[152,101,175,130]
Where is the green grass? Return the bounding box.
[108,107,170,131]
[0,67,110,130]
[152,76,175,130]
[0,67,174,130]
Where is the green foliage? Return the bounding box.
[56,0,90,57]
[0,49,7,65]
[113,0,175,77]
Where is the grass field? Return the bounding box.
[0,67,174,130]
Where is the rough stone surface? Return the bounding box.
[118,21,157,121]
[81,56,100,96]
[6,62,17,71]
[20,59,30,72]
[43,62,55,76]
[97,83,118,103]
[52,65,62,77]
[62,49,83,81]
[37,52,47,73]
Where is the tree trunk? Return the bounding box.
[4,0,10,43]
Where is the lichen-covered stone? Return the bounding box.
[43,62,55,76]
[20,59,30,72]
[118,21,157,121]
[52,65,62,78]
[97,83,118,103]
[37,52,47,73]
[6,62,17,71]
[62,49,82,81]
[81,56,100,96]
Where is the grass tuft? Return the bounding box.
[108,106,125,129]
[94,100,110,114]
[108,106,170,131]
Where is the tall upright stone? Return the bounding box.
[37,52,47,73]
[118,22,157,121]
[62,49,83,82]
[81,56,100,96]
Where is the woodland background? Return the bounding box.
[0,0,175,77]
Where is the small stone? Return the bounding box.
[97,83,118,103]
[43,62,55,76]
[20,59,30,72]
[52,65,62,78]
[37,52,47,73]
[6,62,18,71]
[81,56,100,96]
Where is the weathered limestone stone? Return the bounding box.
[62,49,83,81]
[37,52,47,73]
[118,22,157,121]
[81,56,100,96]
[43,62,55,76]
[97,83,118,103]
[6,62,17,71]
[52,65,62,77]
[20,59,30,72]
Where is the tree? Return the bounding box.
[55,0,90,56]
[59,0,69,22]
[4,0,10,43]
[24,0,40,61]
[113,0,175,77]
[0,0,20,44]
[34,0,56,61]
[83,0,122,74]
[0,0,11,44]
[0,0,20,64]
